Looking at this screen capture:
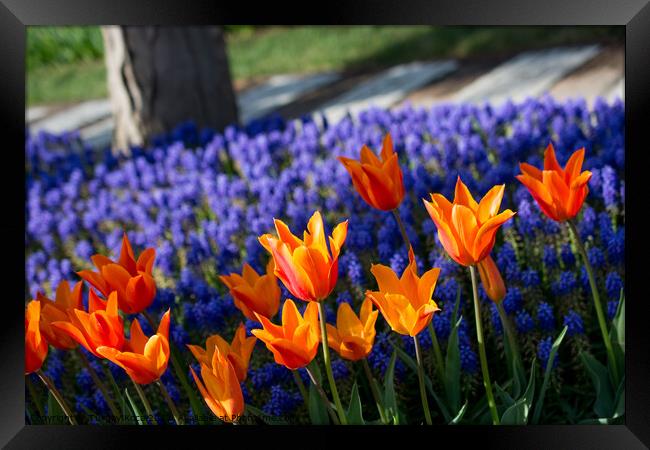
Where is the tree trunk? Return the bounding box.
[101,26,238,153]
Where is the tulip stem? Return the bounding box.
[413,335,433,425]
[304,365,340,424]
[316,302,348,425]
[427,322,446,383]
[36,370,77,425]
[292,370,309,409]
[392,209,411,251]
[132,380,158,425]
[76,348,120,418]
[25,375,45,419]
[567,220,620,385]
[495,302,524,376]
[469,266,500,425]
[362,358,388,423]
[157,380,184,425]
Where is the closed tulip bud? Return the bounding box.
[77,232,157,314]
[423,176,515,266]
[25,300,48,375]
[36,280,84,350]
[516,144,592,222]
[338,133,405,211]
[251,299,320,370]
[190,346,245,423]
[259,211,348,302]
[477,255,506,303]
[52,290,125,358]
[327,298,378,361]
[187,323,256,382]
[219,260,280,321]
[367,247,441,337]
[96,310,171,385]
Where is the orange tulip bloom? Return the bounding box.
[367,247,441,337]
[219,260,281,321]
[187,323,256,382]
[190,346,245,422]
[326,298,378,361]
[52,290,125,358]
[516,143,592,222]
[77,232,156,314]
[337,133,405,211]
[258,211,348,302]
[477,255,506,304]
[251,299,320,370]
[25,300,48,375]
[36,280,84,350]
[423,176,515,266]
[96,310,171,385]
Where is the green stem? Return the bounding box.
[413,336,433,425]
[76,348,120,417]
[102,361,124,406]
[36,370,77,425]
[362,358,388,423]
[132,381,158,425]
[316,302,348,425]
[392,209,411,251]
[495,302,524,374]
[292,370,309,409]
[469,266,499,425]
[427,322,446,383]
[25,375,45,418]
[304,365,340,425]
[157,380,184,425]
[567,220,620,385]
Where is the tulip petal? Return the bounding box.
[544,143,564,176]
[453,177,479,211]
[477,184,505,224]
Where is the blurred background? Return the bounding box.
[26,26,624,151]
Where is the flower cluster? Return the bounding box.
[25,94,624,425]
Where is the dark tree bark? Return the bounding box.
[102,26,238,153]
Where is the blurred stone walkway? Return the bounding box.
[26,44,623,149]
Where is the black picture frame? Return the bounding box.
[4,1,649,448]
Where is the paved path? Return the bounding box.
[27,44,623,150]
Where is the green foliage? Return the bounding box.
[346,382,365,425]
[27,26,104,70]
[532,326,568,424]
[500,359,536,425]
[124,387,146,425]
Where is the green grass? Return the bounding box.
[27,60,107,106]
[27,26,623,106]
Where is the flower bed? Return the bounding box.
[25,95,625,424]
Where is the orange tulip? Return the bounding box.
[367,247,441,337]
[251,299,320,370]
[96,310,171,385]
[77,232,156,314]
[51,290,125,358]
[36,280,84,350]
[477,255,506,303]
[516,143,592,222]
[219,260,281,321]
[423,176,515,266]
[25,300,48,375]
[190,346,245,422]
[326,298,378,361]
[258,211,348,302]
[337,133,405,211]
[187,323,256,382]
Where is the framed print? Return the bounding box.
[3,0,649,448]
